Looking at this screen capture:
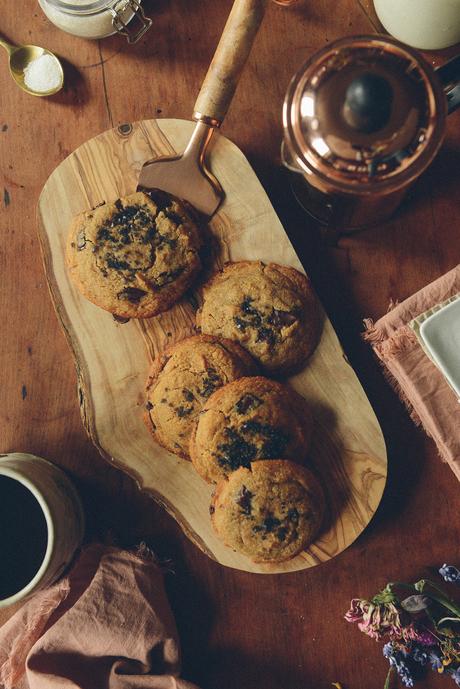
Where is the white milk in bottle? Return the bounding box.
[374,0,460,50]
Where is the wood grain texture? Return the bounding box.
[193,0,269,123]
[37,118,386,573]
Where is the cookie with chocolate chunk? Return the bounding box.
[211,460,324,563]
[145,335,257,459]
[66,190,202,318]
[196,261,320,374]
[190,376,312,483]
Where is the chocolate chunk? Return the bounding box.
[107,255,131,271]
[277,526,288,541]
[262,514,281,532]
[142,226,157,243]
[288,508,299,524]
[240,297,262,325]
[200,367,222,398]
[216,428,257,471]
[146,401,153,410]
[176,405,193,418]
[117,287,147,303]
[239,420,263,434]
[253,514,282,535]
[261,429,289,459]
[235,297,296,347]
[234,316,249,331]
[235,394,262,414]
[235,485,253,515]
[239,421,289,459]
[97,226,112,241]
[111,204,139,225]
[241,296,256,316]
[182,388,195,402]
[256,326,277,346]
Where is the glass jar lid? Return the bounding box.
[283,35,447,193]
[44,0,117,14]
[43,0,152,43]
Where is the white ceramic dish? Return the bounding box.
[419,297,460,399]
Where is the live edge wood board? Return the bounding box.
[37,118,387,574]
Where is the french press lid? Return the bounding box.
[283,35,447,194]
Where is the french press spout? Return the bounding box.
[282,35,460,233]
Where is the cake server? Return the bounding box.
[137,0,268,217]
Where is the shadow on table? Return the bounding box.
[201,647,312,689]
[162,541,215,687]
[255,164,430,534]
[59,469,212,688]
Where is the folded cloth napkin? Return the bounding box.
[363,264,460,481]
[0,544,201,689]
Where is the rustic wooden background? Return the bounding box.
[1,1,460,687]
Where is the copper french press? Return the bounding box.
[282,35,460,233]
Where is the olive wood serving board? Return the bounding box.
[37,118,387,574]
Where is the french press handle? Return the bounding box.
[436,54,460,115]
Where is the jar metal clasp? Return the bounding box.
[111,0,152,44]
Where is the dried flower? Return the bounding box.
[412,647,429,665]
[345,591,405,641]
[439,565,460,584]
[450,667,460,686]
[428,650,443,672]
[382,643,415,687]
[400,595,430,613]
[346,565,460,688]
[410,629,438,647]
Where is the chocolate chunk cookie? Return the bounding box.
[145,335,258,459]
[211,460,324,563]
[190,376,313,483]
[66,190,202,318]
[196,261,320,374]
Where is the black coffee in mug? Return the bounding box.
[0,475,49,600]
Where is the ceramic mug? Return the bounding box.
[0,453,85,607]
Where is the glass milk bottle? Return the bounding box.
[374,0,460,50]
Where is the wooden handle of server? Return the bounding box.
[193,0,269,126]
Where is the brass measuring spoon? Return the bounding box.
[0,37,63,97]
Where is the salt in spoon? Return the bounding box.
[0,36,63,96]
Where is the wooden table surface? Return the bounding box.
[1,1,460,687]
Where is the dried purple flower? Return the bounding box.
[439,564,460,584]
[382,642,415,687]
[450,667,460,686]
[429,650,443,672]
[412,646,429,666]
[410,628,438,647]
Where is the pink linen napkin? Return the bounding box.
[363,264,460,481]
[0,544,201,689]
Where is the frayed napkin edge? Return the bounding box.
[363,318,425,432]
